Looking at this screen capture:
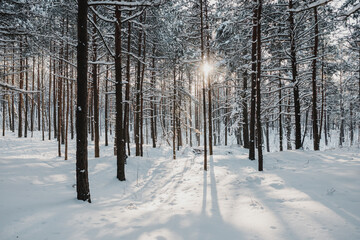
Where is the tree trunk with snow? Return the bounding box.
[76,0,91,203]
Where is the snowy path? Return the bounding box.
[1,133,360,240]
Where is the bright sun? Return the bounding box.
[202,62,212,76]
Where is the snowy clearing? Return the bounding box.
[1,133,360,240]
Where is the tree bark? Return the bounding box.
[2,50,6,136]
[242,70,249,148]
[18,41,23,138]
[11,44,15,132]
[64,25,69,157]
[249,0,258,160]
[48,42,52,140]
[339,70,345,147]
[200,0,207,170]
[150,46,157,148]
[58,45,63,157]
[31,57,35,136]
[256,0,263,171]
[140,17,147,156]
[25,57,28,138]
[53,44,57,139]
[311,7,320,151]
[92,10,100,158]
[224,79,228,146]
[289,0,302,149]
[125,13,132,156]
[204,0,213,156]
[115,6,126,181]
[278,69,283,151]
[41,52,45,141]
[319,43,325,141]
[70,80,74,140]
[134,15,143,156]
[173,66,176,160]
[105,57,109,147]
[286,97,292,150]
[41,53,45,141]
[350,103,353,145]
[76,0,91,203]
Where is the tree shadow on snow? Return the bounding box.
[102,156,245,240]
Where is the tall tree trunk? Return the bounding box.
[105,58,109,146]
[249,0,258,160]
[266,119,270,152]
[64,21,69,156]
[150,46,157,148]
[62,47,66,145]
[358,45,360,145]
[48,42,52,140]
[2,50,6,136]
[217,88,221,145]
[115,6,126,181]
[140,17,147,156]
[76,0,91,203]
[65,77,70,159]
[92,10,100,158]
[350,103,353,146]
[256,0,263,171]
[53,44,57,139]
[134,15,143,156]
[202,83,207,170]
[18,41,23,138]
[173,66,176,160]
[195,78,200,146]
[58,45,63,157]
[242,70,249,148]
[204,0,213,156]
[125,10,132,156]
[188,70,193,147]
[37,54,41,132]
[278,70,283,152]
[286,97,292,150]
[311,7,320,151]
[70,51,74,140]
[324,97,328,146]
[289,0,302,149]
[41,53,45,141]
[11,43,15,133]
[302,108,309,148]
[339,71,345,147]
[319,43,325,140]
[70,81,74,140]
[225,79,229,146]
[89,89,94,141]
[2,97,4,136]
[200,0,207,170]
[177,101,182,149]
[25,57,28,138]
[31,57,35,136]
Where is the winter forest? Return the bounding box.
[1,0,360,239]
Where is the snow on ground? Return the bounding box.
[1,133,360,240]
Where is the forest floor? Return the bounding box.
[1,132,360,240]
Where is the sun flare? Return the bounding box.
[202,62,212,77]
